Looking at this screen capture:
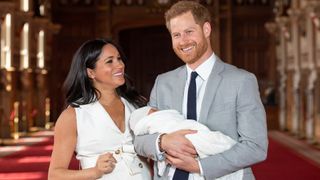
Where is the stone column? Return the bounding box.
[288,7,302,136]
[304,2,319,141]
[275,16,289,131]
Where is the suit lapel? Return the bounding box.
[199,57,224,124]
[172,66,187,113]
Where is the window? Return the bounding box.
[20,23,29,69]
[1,14,12,69]
[21,0,29,12]
[37,30,45,68]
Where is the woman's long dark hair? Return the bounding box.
[63,38,147,108]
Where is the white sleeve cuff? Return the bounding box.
[198,160,204,175]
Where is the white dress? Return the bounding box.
[74,98,151,180]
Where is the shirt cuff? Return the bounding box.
[198,159,204,175]
[155,134,166,161]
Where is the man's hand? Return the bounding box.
[166,153,200,173]
[161,129,197,157]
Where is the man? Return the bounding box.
[134,1,268,180]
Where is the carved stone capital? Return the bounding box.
[276,16,291,39]
[304,0,320,10]
[287,8,302,21]
[276,16,289,26]
[304,4,320,28]
[265,22,278,35]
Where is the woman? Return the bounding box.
[48,39,151,179]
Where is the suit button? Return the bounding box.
[139,163,143,168]
[115,149,120,154]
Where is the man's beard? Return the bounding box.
[174,40,208,64]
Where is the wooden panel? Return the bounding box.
[231,6,275,112]
[119,25,183,98]
[266,106,279,130]
[232,18,272,79]
[50,2,101,120]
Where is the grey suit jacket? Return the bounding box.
[134,56,268,180]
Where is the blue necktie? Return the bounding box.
[173,71,198,180]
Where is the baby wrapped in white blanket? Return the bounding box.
[130,106,243,180]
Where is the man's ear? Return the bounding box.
[203,22,211,37]
[87,68,95,79]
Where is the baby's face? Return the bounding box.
[148,108,158,115]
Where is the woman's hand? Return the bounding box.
[94,153,117,178]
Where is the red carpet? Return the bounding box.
[0,134,319,180]
[0,137,78,180]
[253,138,320,179]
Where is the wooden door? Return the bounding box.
[119,25,183,98]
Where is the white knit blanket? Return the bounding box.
[130,107,243,180]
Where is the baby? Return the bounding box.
[130,106,244,180]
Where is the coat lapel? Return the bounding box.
[199,57,224,124]
[172,66,187,113]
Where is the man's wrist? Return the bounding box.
[158,133,166,152]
